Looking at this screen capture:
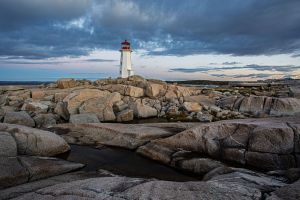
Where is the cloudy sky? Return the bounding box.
[0,0,300,81]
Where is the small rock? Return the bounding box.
[178,158,225,175]
[113,101,128,112]
[132,101,157,118]
[57,78,77,89]
[34,114,57,128]
[31,90,45,99]
[54,102,70,120]
[196,112,213,122]
[21,101,49,113]
[210,105,222,114]
[182,102,202,112]
[116,109,134,122]
[0,94,8,106]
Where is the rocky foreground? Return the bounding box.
[0,76,300,199]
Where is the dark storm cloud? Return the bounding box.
[0,0,300,59]
[169,65,300,73]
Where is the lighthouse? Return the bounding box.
[120,40,134,78]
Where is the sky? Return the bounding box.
[0,0,300,81]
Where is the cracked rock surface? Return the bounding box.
[7,176,265,200]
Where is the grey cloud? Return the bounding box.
[0,0,91,31]
[209,73,278,79]
[222,62,241,65]
[0,0,300,59]
[232,74,275,79]
[244,64,300,72]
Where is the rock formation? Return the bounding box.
[1,76,300,199]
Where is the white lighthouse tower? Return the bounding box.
[120,40,134,78]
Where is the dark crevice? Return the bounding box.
[16,156,31,183]
[286,122,298,166]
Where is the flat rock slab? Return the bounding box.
[0,156,84,189]
[9,176,263,200]
[50,123,186,149]
[0,171,103,200]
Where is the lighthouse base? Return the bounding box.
[120,69,134,78]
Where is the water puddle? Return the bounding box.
[59,144,199,182]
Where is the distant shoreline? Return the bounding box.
[0,81,53,86]
[0,77,299,87]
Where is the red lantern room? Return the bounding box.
[120,40,131,51]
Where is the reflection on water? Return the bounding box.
[59,144,199,182]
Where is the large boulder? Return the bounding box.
[69,113,100,124]
[175,85,199,97]
[78,92,121,121]
[125,85,144,97]
[289,86,300,99]
[3,111,35,127]
[0,122,81,190]
[145,82,167,98]
[218,95,300,117]
[239,95,265,116]
[270,98,300,116]
[31,90,46,99]
[57,78,77,89]
[132,101,157,118]
[63,89,110,114]
[0,123,70,156]
[248,125,294,154]
[138,117,300,171]
[182,102,202,112]
[217,96,239,110]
